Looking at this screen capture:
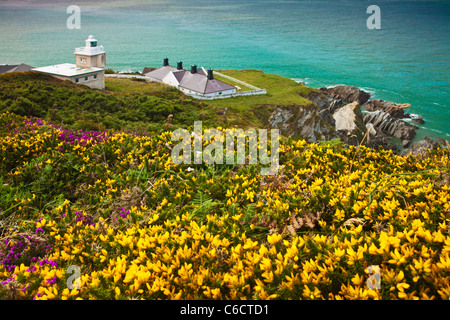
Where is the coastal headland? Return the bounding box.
[0,68,447,155]
[0,68,449,302]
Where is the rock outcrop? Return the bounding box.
[142,67,156,74]
[400,136,440,156]
[333,101,359,131]
[409,114,425,125]
[262,83,446,155]
[363,110,418,147]
[303,89,372,145]
[332,101,368,146]
[291,88,369,145]
[365,127,399,152]
[268,104,336,142]
[363,99,410,119]
[321,85,371,105]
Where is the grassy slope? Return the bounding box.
[106,70,319,129]
[206,70,318,128]
[211,73,254,92]
[213,69,316,107]
[0,69,320,133]
[0,72,222,133]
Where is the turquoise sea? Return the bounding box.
[0,0,449,140]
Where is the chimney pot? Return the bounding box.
[207,68,214,80]
[191,65,197,74]
[163,58,169,66]
[177,61,183,70]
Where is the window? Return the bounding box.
[93,74,97,80]
[90,41,97,47]
[84,76,89,82]
[75,78,79,83]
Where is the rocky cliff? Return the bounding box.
[268,103,336,142]
[322,85,371,105]
[264,83,447,155]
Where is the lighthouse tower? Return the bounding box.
[74,35,106,68]
[32,35,106,90]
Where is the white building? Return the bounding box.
[33,35,106,90]
[145,59,236,98]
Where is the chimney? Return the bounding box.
[177,61,183,70]
[207,68,214,80]
[191,65,197,74]
[163,58,169,66]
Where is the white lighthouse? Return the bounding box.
[74,35,106,69]
[33,35,106,90]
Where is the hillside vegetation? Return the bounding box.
[0,70,318,132]
[0,72,220,133]
[0,72,449,300]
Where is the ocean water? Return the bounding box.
[0,0,449,140]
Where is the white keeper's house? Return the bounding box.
[144,58,236,98]
[33,35,106,90]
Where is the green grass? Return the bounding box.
[213,69,316,106]
[211,73,253,92]
[203,70,318,128]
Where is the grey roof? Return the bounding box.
[0,63,34,75]
[14,63,34,72]
[145,65,235,94]
[196,68,206,76]
[179,72,235,94]
[204,78,236,94]
[173,70,187,83]
[0,65,14,74]
[144,65,178,81]
[179,72,208,93]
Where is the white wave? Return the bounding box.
[322,84,377,96]
[359,87,377,96]
[119,69,139,74]
[291,78,310,85]
[429,128,450,137]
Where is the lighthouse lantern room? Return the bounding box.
[74,35,106,68]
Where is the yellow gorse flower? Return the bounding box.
[0,112,449,300]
